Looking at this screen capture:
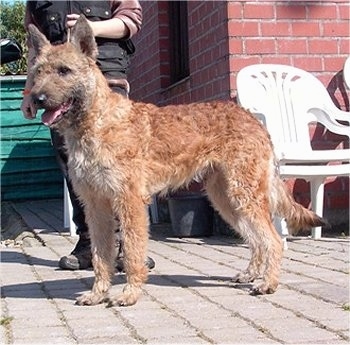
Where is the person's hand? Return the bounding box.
[66,13,81,29]
[66,14,127,39]
[66,14,94,33]
[21,94,36,120]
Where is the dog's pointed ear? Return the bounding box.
[70,16,98,60]
[28,24,50,55]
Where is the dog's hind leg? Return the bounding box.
[107,190,149,307]
[205,172,264,283]
[244,214,283,295]
[76,198,116,306]
[206,171,283,294]
[234,204,283,294]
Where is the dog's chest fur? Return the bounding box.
[64,132,127,197]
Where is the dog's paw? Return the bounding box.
[232,272,256,284]
[75,292,106,306]
[106,284,141,307]
[106,292,139,307]
[105,294,135,307]
[250,282,277,295]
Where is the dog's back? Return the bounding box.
[126,100,270,193]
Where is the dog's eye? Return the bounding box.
[57,66,72,76]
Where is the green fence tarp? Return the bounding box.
[1,76,63,201]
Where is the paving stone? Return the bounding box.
[11,325,71,343]
[203,326,276,343]
[260,316,340,343]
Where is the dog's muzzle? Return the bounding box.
[31,92,74,127]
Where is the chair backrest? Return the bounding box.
[236,64,334,154]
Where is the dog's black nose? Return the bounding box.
[32,93,47,107]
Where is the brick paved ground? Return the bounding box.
[1,199,349,344]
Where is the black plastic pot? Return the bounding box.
[168,193,214,237]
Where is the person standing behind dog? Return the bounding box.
[21,0,155,271]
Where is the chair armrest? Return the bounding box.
[330,106,350,123]
[308,107,350,138]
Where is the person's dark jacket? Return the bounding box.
[25,0,142,84]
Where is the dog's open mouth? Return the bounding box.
[41,100,73,126]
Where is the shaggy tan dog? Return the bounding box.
[27,17,326,307]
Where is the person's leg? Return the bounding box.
[59,177,93,269]
[114,230,155,272]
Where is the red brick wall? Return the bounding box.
[183,1,230,103]
[227,0,350,110]
[130,1,231,104]
[128,0,349,215]
[129,2,164,104]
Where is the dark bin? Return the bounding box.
[168,193,214,237]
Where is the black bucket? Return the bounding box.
[168,194,214,237]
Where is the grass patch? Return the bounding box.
[342,303,350,311]
[0,316,14,326]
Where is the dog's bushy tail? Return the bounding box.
[271,176,329,235]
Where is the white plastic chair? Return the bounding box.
[344,56,350,90]
[236,64,350,245]
[63,181,159,236]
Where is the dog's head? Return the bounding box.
[27,16,98,128]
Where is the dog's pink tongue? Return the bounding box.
[41,108,62,126]
[41,102,72,126]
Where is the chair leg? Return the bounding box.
[310,177,325,240]
[63,179,76,236]
[273,216,289,250]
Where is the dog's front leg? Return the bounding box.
[76,198,115,306]
[107,193,149,307]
